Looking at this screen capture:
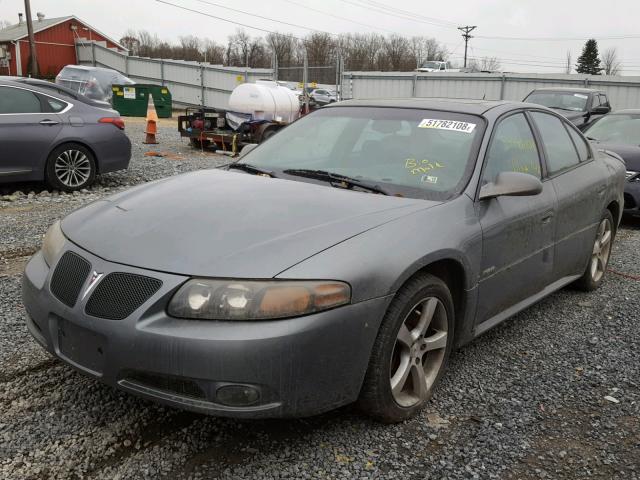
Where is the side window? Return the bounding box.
[46,98,68,113]
[482,113,541,184]
[566,126,590,162]
[531,112,581,174]
[591,95,601,108]
[0,87,42,114]
[599,94,609,108]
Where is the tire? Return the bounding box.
[261,128,277,142]
[358,273,455,423]
[45,143,96,192]
[574,210,615,291]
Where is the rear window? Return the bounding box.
[0,86,41,113]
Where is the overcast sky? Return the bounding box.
[1,0,639,74]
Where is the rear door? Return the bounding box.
[0,85,64,180]
[476,112,557,326]
[529,111,606,280]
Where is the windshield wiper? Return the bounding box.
[283,169,389,195]
[227,163,275,177]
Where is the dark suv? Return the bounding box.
[524,88,611,131]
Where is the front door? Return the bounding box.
[476,112,556,325]
[0,85,62,181]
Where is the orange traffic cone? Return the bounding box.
[143,94,159,144]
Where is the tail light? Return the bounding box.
[99,117,125,130]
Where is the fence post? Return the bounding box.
[584,77,589,87]
[160,60,165,86]
[91,41,96,66]
[125,55,129,76]
[412,73,418,97]
[500,74,506,100]
[200,64,205,107]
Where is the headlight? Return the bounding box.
[42,220,66,266]
[168,279,351,320]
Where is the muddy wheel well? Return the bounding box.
[406,259,467,341]
[606,200,620,231]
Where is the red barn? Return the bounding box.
[0,14,126,77]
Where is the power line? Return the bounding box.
[155,0,308,41]
[476,34,640,41]
[349,0,458,27]
[280,0,397,34]
[195,0,335,36]
[339,0,458,29]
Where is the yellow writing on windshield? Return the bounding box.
[405,158,445,175]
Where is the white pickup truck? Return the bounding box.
[416,61,459,73]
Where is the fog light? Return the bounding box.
[216,385,260,406]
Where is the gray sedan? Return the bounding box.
[0,78,131,191]
[22,99,625,422]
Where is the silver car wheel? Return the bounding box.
[590,218,612,283]
[54,149,92,188]
[390,297,448,407]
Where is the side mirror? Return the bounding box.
[591,105,610,115]
[239,143,258,157]
[479,171,543,200]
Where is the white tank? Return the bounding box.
[228,80,300,124]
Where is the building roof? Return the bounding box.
[0,15,127,50]
[528,87,604,94]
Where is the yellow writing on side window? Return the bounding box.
[405,158,445,175]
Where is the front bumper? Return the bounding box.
[21,244,392,418]
[624,181,640,217]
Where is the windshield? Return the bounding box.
[421,61,442,69]
[525,91,588,112]
[239,106,485,200]
[584,114,640,146]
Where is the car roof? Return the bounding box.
[59,65,119,73]
[528,87,603,94]
[0,78,111,108]
[330,97,521,116]
[608,109,640,115]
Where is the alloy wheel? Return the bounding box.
[54,149,92,188]
[590,218,613,283]
[390,297,448,407]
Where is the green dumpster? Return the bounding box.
[111,84,172,118]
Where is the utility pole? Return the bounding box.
[24,0,39,76]
[457,25,477,69]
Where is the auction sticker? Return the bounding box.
[418,118,476,133]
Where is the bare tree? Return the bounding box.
[600,47,622,75]
[565,51,572,74]
[468,56,501,72]
[0,19,12,30]
[382,34,411,71]
[201,39,225,65]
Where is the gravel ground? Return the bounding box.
[1,121,639,479]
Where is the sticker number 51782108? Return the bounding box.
[418,119,476,133]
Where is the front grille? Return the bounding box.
[85,272,162,320]
[50,251,91,307]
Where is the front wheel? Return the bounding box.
[574,210,614,291]
[45,143,96,192]
[359,274,454,423]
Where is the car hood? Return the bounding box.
[549,109,585,122]
[594,143,640,171]
[62,170,436,277]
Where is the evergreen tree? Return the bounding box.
[575,39,602,75]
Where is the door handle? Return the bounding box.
[541,212,554,224]
[39,119,59,126]
[597,185,606,197]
